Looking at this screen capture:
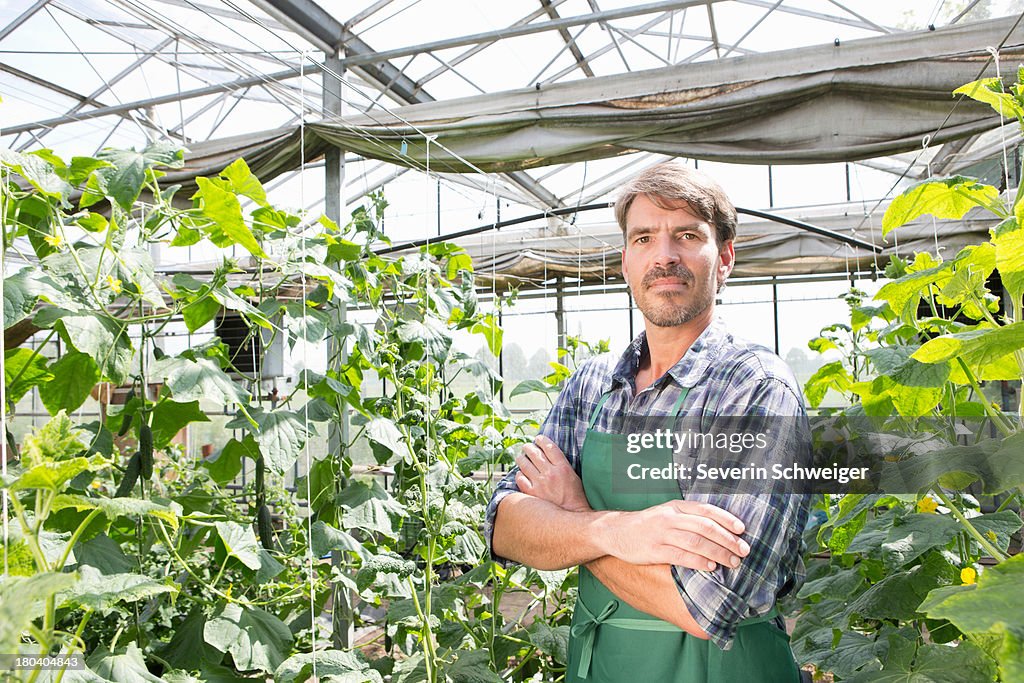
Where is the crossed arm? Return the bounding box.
[491,435,751,637]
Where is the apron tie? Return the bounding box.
[571,599,620,679]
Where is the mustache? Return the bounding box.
[641,265,694,287]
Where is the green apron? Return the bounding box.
[566,389,801,682]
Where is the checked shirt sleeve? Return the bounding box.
[672,376,810,650]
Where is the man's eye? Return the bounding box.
[635,236,650,244]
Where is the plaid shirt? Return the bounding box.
[485,316,809,650]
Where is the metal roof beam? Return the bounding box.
[734,0,895,32]
[339,0,734,69]
[250,0,432,107]
[539,0,595,77]
[543,11,673,83]
[344,0,400,29]
[0,0,50,42]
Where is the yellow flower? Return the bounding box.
[106,275,123,294]
[43,233,63,249]
[961,567,977,585]
[985,530,998,543]
[917,496,939,514]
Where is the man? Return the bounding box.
[485,161,808,682]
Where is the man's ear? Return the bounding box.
[717,240,735,288]
[621,246,628,282]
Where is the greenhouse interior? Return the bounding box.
[4,0,1024,681]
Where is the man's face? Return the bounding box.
[621,194,735,328]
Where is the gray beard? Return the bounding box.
[633,264,715,327]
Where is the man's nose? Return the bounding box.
[652,239,681,267]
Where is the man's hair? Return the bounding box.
[614,161,737,245]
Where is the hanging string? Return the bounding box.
[298,51,318,680]
[987,46,1014,197]
[1,160,8,578]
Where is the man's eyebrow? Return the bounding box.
[626,223,708,237]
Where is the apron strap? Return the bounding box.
[586,392,613,431]
[669,386,690,417]
[571,599,684,679]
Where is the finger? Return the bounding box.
[674,500,746,536]
[664,530,740,570]
[671,514,748,560]
[658,545,718,572]
[515,470,534,493]
[533,435,569,466]
[515,450,541,479]
[522,443,550,469]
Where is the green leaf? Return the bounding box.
[880,514,960,567]
[508,378,561,399]
[219,158,267,207]
[365,417,411,462]
[470,313,503,356]
[955,77,1024,120]
[920,553,1024,635]
[992,226,1024,305]
[157,356,248,406]
[274,650,383,683]
[253,409,308,475]
[845,552,957,622]
[913,322,1024,371]
[62,566,177,615]
[75,533,136,575]
[336,478,406,537]
[846,639,997,683]
[88,642,165,683]
[203,437,254,484]
[792,624,880,680]
[183,295,221,333]
[215,521,262,570]
[396,316,452,363]
[92,143,184,212]
[53,314,133,384]
[151,399,210,449]
[797,565,866,599]
[874,257,954,323]
[0,573,78,653]
[526,621,570,663]
[193,177,267,258]
[38,351,100,415]
[804,361,852,408]
[879,434,1024,495]
[0,148,72,199]
[883,176,1001,236]
[204,602,293,673]
[970,510,1023,554]
[4,348,53,405]
[447,649,501,683]
[310,520,366,559]
[9,455,106,492]
[160,608,220,670]
[51,493,179,530]
[4,269,40,329]
[283,302,329,348]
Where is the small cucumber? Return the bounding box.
[138,423,154,479]
[115,452,142,497]
[257,503,275,550]
[117,387,136,437]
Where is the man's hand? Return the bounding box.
[514,435,591,512]
[600,500,750,572]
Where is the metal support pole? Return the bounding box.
[323,49,354,651]
[771,277,780,356]
[555,279,567,359]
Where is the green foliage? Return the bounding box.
[795,69,1024,682]
[2,147,565,682]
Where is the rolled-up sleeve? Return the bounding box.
[672,376,810,649]
[484,369,586,566]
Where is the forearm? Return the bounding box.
[585,556,710,639]
[492,492,612,570]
